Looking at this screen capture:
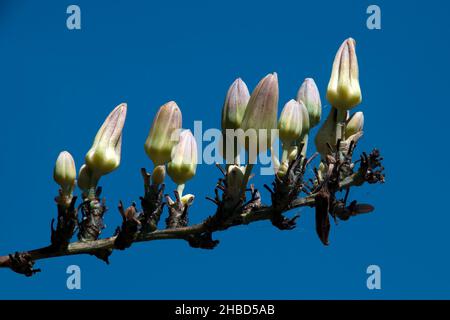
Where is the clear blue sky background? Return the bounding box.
[0,0,448,299]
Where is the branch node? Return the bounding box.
[8,252,40,277]
[139,168,165,233]
[166,191,190,229]
[187,232,220,249]
[51,196,78,250]
[114,202,141,250]
[90,249,112,264]
[78,189,107,242]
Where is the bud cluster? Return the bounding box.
[48,36,366,242]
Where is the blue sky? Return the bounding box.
[0,0,449,299]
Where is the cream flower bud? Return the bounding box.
[53,151,76,194]
[278,100,303,145]
[167,130,198,185]
[85,103,127,176]
[314,107,337,159]
[287,146,298,162]
[345,111,364,139]
[77,164,97,191]
[181,194,195,206]
[297,78,322,128]
[241,73,279,154]
[277,162,288,178]
[144,101,182,166]
[317,162,326,182]
[326,38,362,111]
[222,78,250,130]
[299,100,310,137]
[271,146,280,173]
[226,165,245,200]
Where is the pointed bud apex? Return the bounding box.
[144,101,182,166]
[278,100,303,145]
[85,103,127,176]
[297,78,322,128]
[53,151,76,194]
[167,130,198,185]
[345,111,364,139]
[222,78,250,130]
[315,107,337,159]
[241,73,279,154]
[77,164,98,191]
[326,38,362,111]
[151,165,166,185]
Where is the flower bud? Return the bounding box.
[314,107,337,159]
[317,162,326,182]
[345,111,364,139]
[77,164,97,191]
[151,165,166,185]
[326,38,362,111]
[277,162,288,178]
[278,100,303,145]
[297,78,321,128]
[240,73,279,154]
[167,130,198,185]
[144,101,182,166]
[299,100,310,137]
[85,103,127,176]
[287,146,298,162]
[53,151,76,194]
[222,78,250,130]
[181,194,195,206]
[343,131,363,151]
[271,146,280,173]
[226,165,245,200]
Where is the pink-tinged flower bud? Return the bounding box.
[53,151,76,195]
[85,103,127,176]
[144,101,182,166]
[278,100,303,145]
[326,38,362,111]
[345,111,364,139]
[297,78,322,128]
[222,78,250,130]
[167,130,198,185]
[240,73,279,154]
